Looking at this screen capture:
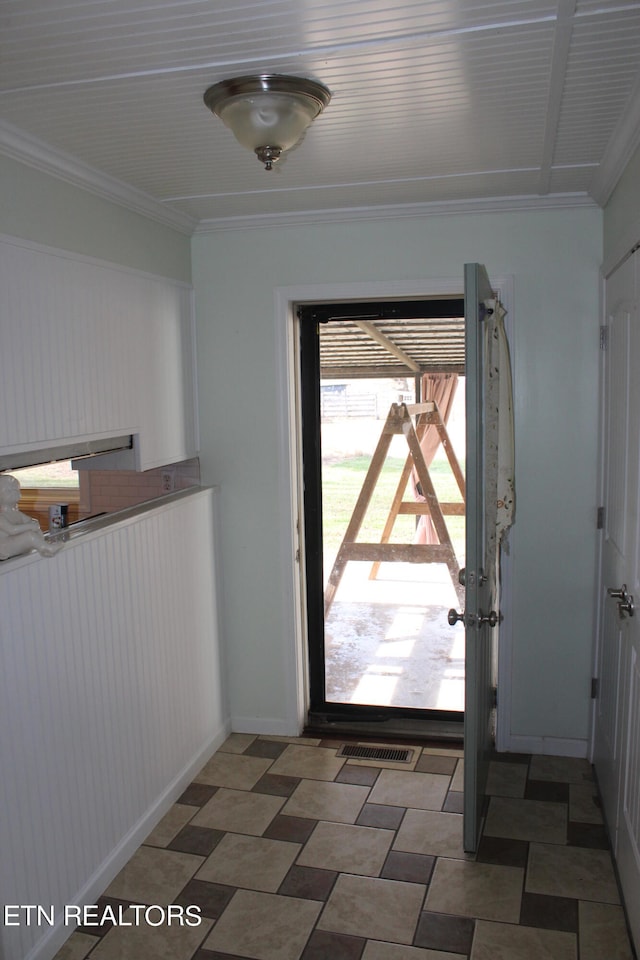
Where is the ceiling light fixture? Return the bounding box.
[203,74,331,170]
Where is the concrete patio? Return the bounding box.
[324,558,465,713]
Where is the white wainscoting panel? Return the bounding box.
[0,488,227,960]
[0,235,198,469]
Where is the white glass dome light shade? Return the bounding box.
[217,93,320,152]
[203,75,331,169]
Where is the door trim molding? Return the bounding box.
[274,276,514,740]
[589,266,608,761]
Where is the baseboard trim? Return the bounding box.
[231,716,302,737]
[501,734,588,759]
[26,722,231,960]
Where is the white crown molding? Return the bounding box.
[193,192,598,234]
[0,120,197,236]
[589,69,640,207]
[0,119,600,237]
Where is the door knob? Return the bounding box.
[620,597,635,617]
[477,610,501,627]
[607,585,635,618]
[448,608,501,628]
[608,584,629,600]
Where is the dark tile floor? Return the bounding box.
[55,735,636,960]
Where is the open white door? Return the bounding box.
[451,263,508,853]
[594,250,640,953]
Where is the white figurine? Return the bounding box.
[0,474,63,559]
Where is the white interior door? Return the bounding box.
[460,263,500,852]
[594,249,640,952]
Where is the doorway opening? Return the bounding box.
[298,297,466,729]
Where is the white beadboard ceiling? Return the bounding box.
[1,0,640,231]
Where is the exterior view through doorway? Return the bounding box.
[299,298,466,727]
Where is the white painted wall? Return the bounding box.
[0,153,605,752]
[193,206,603,752]
[0,154,191,282]
[0,161,225,960]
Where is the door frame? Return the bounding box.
[589,265,608,760]
[589,256,636,761]
[273,277,514,743]
[589,248,640,954]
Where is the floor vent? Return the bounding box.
[337,744,414,763]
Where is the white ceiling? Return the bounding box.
[1,0,640,232]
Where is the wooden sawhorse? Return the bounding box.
[324,401,465,614]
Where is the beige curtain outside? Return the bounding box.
[411,372,459,544]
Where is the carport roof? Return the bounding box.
[302,299,465,379]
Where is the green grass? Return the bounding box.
[322,454,465,552]
[8,461,79,488]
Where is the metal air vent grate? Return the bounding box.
[337,744,414,763]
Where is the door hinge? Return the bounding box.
[591,677,599,699]
[600,326,608,350]
[491,686,498,709]
[597,506,605,530]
